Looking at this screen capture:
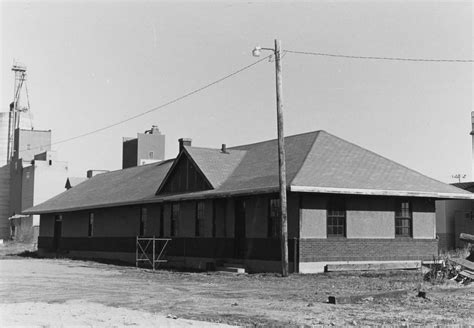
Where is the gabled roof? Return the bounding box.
[25,130,474,214]
[183,146,247,189]
[156,150,213,194]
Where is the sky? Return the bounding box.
[1,0,472,183]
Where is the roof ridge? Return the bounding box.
[318,131,463,191]
[229,130,322,150]
[185,145,246,152]
[289,131,321,185]
[88,158,175,179]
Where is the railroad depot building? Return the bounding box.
[24,131,474,273]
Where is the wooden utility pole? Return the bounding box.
[274,39,289,277]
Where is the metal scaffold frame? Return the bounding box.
[136,236,171,271]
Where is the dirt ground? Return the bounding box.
[0,243,473,327]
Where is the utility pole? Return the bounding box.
[252,39,289,277]
[274,40,289,277]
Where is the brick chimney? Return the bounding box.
[178,138,192,152]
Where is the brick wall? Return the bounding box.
[299,238,438,262]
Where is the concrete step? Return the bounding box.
[216,266,246,274]
[326,261,421,272]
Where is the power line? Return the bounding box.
[18,54,271,154]
[285,50,474,63]
[14,48,473,155]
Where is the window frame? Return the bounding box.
[139,207,147,237]
[395,200,412,237]
[159,205,164,238]
[267,198,280,238]
[88,212,94,237]
[170,203,179,237]
[326,198,346,238]
[195,201,205,237]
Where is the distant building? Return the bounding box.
[435,111,474,251]
[0,64,70,242]
[0,112,10,238]
[122,125,165,169]
[0,113,9,165]
[8,130,68,242]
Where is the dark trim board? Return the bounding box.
[38,236,297,262]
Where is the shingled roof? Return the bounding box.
[451,182,474,193]
[24,130,473,214]
[290,132,471,198]
[182,146,247,189]
[25,159,174,214]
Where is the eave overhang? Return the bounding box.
[23,186,280,215]
[290,185,474,200]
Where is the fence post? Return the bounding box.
[152,235,156,271]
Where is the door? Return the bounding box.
[53,215,62,251]
[234,199,246,258]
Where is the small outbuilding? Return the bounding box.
[24,131,474,273]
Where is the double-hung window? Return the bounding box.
[171,203,179,237]
[395,201,412,237]
[268,198,280,238]
[88,213,94,237]
[196,201,205,237]
[327,199,346,237]
[139,207,147,237]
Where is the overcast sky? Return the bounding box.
[1,1,472,183]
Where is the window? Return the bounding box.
[395,201,412,237]
[171,204,179,236]
[212,201,217,238]
[268,198,280,238]
[196,201,205,237]
[88,213,94,237]
[327,199,346,237]
[159,206,164,238]
[139,207,147,236]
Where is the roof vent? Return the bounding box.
[221,144,228,154]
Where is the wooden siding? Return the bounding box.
[160,153,212,193]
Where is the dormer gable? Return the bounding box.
[156,149,213,194]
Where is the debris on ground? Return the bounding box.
[424,233,473,285]
[166,314,178,319]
